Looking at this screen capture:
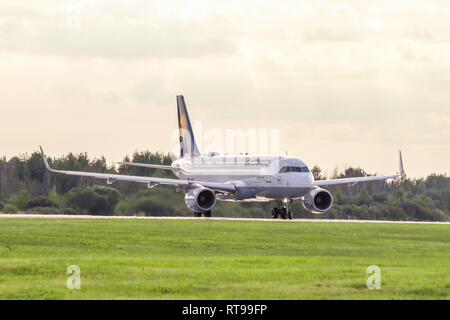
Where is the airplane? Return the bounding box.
[40,95,405,219]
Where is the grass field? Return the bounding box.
[0,217,448,299]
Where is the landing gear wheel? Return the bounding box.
[194,212,202,217]
[271,207,279,219]
[204,211,211,217]
[281,208,288,219]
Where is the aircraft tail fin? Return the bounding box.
[177,95,200,158]
[398,150,406,178]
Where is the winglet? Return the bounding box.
[398,150,406,178]
[39,146,56,173]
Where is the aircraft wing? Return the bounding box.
[40,147,235,193]
[314,174,398,187]
[313,151,405,187]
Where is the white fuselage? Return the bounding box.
[172,154,314,202]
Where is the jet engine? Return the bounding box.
[185,187,216,212]
[302,188,333,214]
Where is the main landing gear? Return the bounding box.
[194,211,211,218]
[271,200,293,220]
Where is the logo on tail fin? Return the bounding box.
[177,95,200,158]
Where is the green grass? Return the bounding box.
[0,218,448,299]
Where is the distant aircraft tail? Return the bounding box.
[398,150,406,178]
[177,95,200,158]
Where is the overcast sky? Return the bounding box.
[0,0,449,178]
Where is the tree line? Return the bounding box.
[0,150,448,221]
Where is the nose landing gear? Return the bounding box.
[271,200,293,220]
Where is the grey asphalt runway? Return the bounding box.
[0,214,448,224]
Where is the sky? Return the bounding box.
[0,0,449,178]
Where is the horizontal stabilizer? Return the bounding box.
[117,162,185,173]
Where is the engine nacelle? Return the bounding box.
[302,188,333,214]
[185,187,216,212]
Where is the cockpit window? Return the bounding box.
[279,166,310,173]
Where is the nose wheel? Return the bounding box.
[271,200,293,220]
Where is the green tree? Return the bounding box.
[4,204,18,214]
[15,190,29,210]
[64,186,120,214]
[48,185,60,207]
[311,165,325,180]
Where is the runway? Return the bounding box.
[0,214,448,224]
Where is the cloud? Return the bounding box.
[0,0,449,177]
[0,1,238,59]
